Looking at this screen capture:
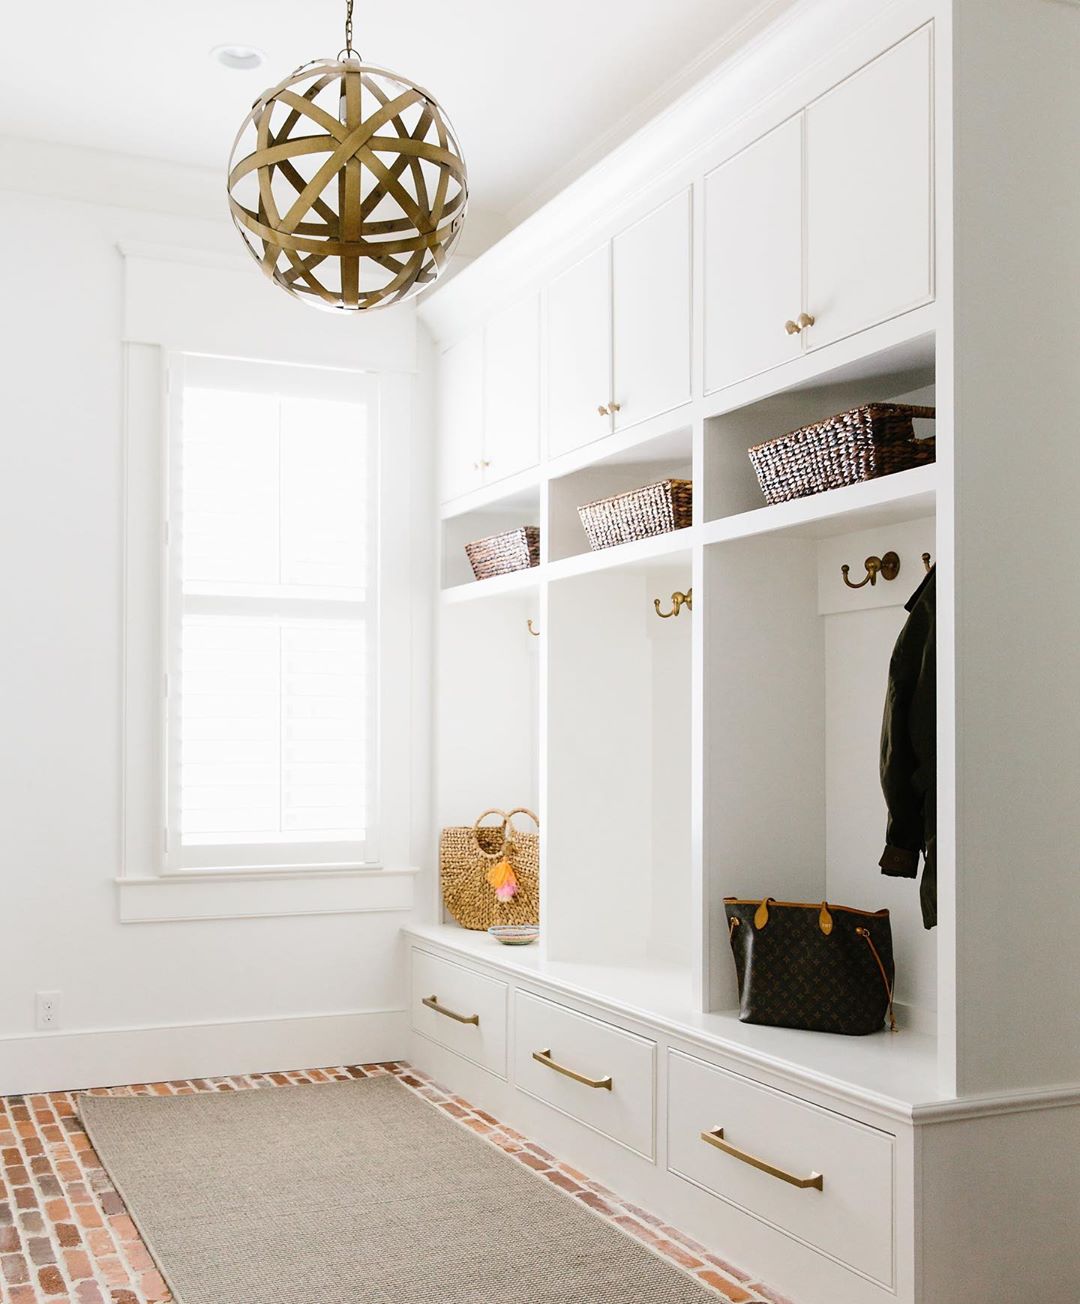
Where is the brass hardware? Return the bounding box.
[533,1048,612,1091]
[700,1127,824,1191]
[527,619,540,637]
[754,898,773,930]
[480,459,491,469]
[841,551,900,589]
[784,319,801,335]
[422,995,479,1026]
[609,401,622,413]
[797,312,816,330]
[472,461,481,471]
[654,588,693,619]
[922,552,933,573]
[597,404,610,416]
[818,902,833,936]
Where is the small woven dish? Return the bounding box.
[487,925,539,946]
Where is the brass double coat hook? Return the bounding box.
[654,589,693,618]
[841,551,933,590]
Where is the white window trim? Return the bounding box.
[163,354,380,872]
[119,341,420,922]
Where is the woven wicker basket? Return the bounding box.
[440,808,540,931]
[465,526,540,581]
[748,404,936,506]
[578,479,693,551]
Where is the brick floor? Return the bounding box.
[0,1063,793,1303]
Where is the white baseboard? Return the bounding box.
[0,1009,408,1096]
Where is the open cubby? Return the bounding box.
[545,555,693,978]
[703,353,936,526]
[702,510,937,1032]
[436,589,540,833]
[548,424,692,563]
[441,486,542,588]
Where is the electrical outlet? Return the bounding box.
[35,991,61,1031]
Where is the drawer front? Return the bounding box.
[513,991,655,1159]
[410,949,508,1078]
[667,1050,894,1286]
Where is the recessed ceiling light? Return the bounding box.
[212,44,266,72]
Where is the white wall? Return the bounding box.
[0,144,434,1092]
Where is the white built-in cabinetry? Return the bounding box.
[704,25,934,394]
[546,192,692,463]
[437,294,541,500]
[415,3,1080,1303]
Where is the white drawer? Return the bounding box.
[410,948,508,1078]
[667,1049,894,1286]
[513,990,655,1159]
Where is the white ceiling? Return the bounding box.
[0,0,796,244]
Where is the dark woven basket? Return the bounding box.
[578,479,693,551]
[748,404,936,505]
[465,526,540,581]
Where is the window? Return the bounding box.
[165,355,378,871]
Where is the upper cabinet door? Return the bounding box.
[612,189,692,431]
[805,26,934,350]
[437,333,484,503]
[546,244,613,460]
[703,117,804,393]
[483,292,541,485]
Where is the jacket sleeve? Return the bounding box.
[879,609,927,879]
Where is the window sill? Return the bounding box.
[115,866,419,923]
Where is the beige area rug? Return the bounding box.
[80,1075,714,1304]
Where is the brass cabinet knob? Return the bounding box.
[597,403,610,416]
[784,319,801,335]
[480,459,491,468]
[797,312,816,330]
[609,401,621,413]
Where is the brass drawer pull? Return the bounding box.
[533,1048,612,1090]
[422,995,479,1026]
[701,1127,823,1191]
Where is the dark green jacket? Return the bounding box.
[879,567,936,929]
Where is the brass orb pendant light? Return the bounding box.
[227,0,467,311]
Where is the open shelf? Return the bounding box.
[441,567,540,605]
[441,486,542,590]
[548,423,692,564]
[703,358,936,529]
[545,556,692,973]
[702,463,936,546]
[546,528,692,584]
[702,508,938,1036]
[436,586,540,828]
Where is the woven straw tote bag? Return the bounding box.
[440,807,540,930]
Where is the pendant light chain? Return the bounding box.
[344,0,355,58]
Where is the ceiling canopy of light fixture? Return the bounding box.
[226,0,468,312]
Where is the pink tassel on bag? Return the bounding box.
[486,859,519,901]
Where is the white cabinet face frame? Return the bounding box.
[804,24,935,352]
[611,187,693,432]
[545,243,614,460]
